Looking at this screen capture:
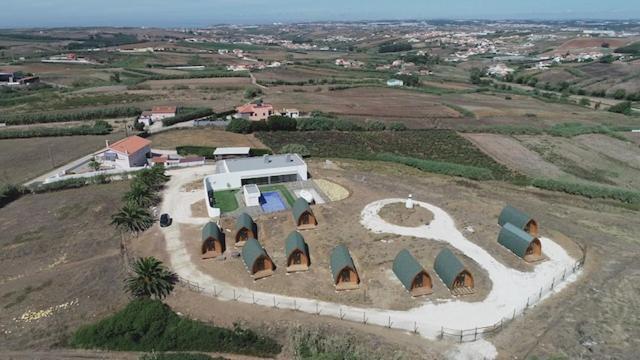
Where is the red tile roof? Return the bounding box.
[152,106,177,114]
[236,103,273,114]
[109,136,151,155]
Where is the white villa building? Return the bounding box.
[206,153,307,191]
[100,135,152,169]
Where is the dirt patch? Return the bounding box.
[148,128,268,150]
[378,203,434,227]
[190,199,208,218]
[0,182,130,350]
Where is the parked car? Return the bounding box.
[160,213,172,227]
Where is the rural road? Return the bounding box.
[158,166,582,349]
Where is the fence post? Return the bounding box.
[213,285,217,297]
[233,289,236,301]
[474,327,478,341]
[539,287,543,300]
[562,269,566,280]
[315,302,320,315]
[500,318,504,329]
[551,278,555,290]
[362,312,367,324]
[339,308,345,320]
[294,299,297,311]
[512,309,515,320]
[413,322,418,334]
[273,296,277,309]
[252,293,255,304]
[440,326,444,340]
[387,316,392,328]
[459,330,463,343]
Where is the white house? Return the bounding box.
[279,108,300,118]
[205,153,307,191]
[213,147,251,160]
[151,106,177,122]
[243,184,261,207]
[387,79,404,87]
[100,135,152,169]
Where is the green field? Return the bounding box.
[257,130,514,179]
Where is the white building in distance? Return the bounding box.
[206,154,307,191]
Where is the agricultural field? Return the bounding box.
[0,132,126,186]
[464,132,640,190]
[148,128,267,150]
[257,130,514,179]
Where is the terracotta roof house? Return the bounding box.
[102,135,151,169]
[498,205,538,237]
[151,106,177,121]
[241,238,274,279]
[330,245,359,291]
[392,249,433,297]
[235,102,274,121]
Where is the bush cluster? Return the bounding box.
[227,115,404,134]
[0,121,113,139]
[376,153,494,181]
[70,299,281,357]
[532,178,640,204]
[162,108,215,126]
[0,107,141,125]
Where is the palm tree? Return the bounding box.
[125,257,178,300]
[111,202,154,235]
[123,181,157,207]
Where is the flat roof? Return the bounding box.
[213,147,251,156]
[223,153,305,173]
[244,184,260,194]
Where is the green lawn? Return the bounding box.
[259,185,296,206]
[214,190,238,212]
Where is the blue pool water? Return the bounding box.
[260,191,287,213]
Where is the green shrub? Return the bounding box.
[608,101,633,115]
[0,184,28,208]
[531,178,640,204]
[162,108,215,127]
[70,299,281,357]
[266,115,297,131]
[226,118,252,133]
[244,87,263,99]
[0,121,112,139]
[139,353,222,360]
[30,175,112,193]
[378,42,412,53]
[280,144,310,157]
[365,120,386,131]
[296,117,336,131]
[249,148,273,156]
[0,107,141,125]
[376,153,494,180]
[389,122,407,131]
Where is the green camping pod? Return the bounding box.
[330,244,359,290]
[498,223,543,262]
[498,205,538,236]
[392,249,432,297]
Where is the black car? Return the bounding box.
[159,213,172,227]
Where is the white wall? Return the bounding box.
[206,163,307,191]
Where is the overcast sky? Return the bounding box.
[2,0,639,28]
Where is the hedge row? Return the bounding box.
[0,184,29,208]
[0,107,141,125]
[176,145,272,159]
[531,178,640,204]
[375,153,494,181]
[0,121,112,139]
[162,108,215,127]
[70,299,281,357]
[227,116,406,134]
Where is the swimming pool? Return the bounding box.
[260,191,287,213]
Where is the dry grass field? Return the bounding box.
[264,86,461,125]
[148,128,268,150]
[138,77,251,90]
[0,183,129,350]
[0,132,126,186]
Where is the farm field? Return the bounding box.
[263,86,462,126]
[256,130,514,179]
[138,76,252,89]
[464,132,640,189]
[0,132,126,186]
[0,183,130,350]
[148,128,267,150]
